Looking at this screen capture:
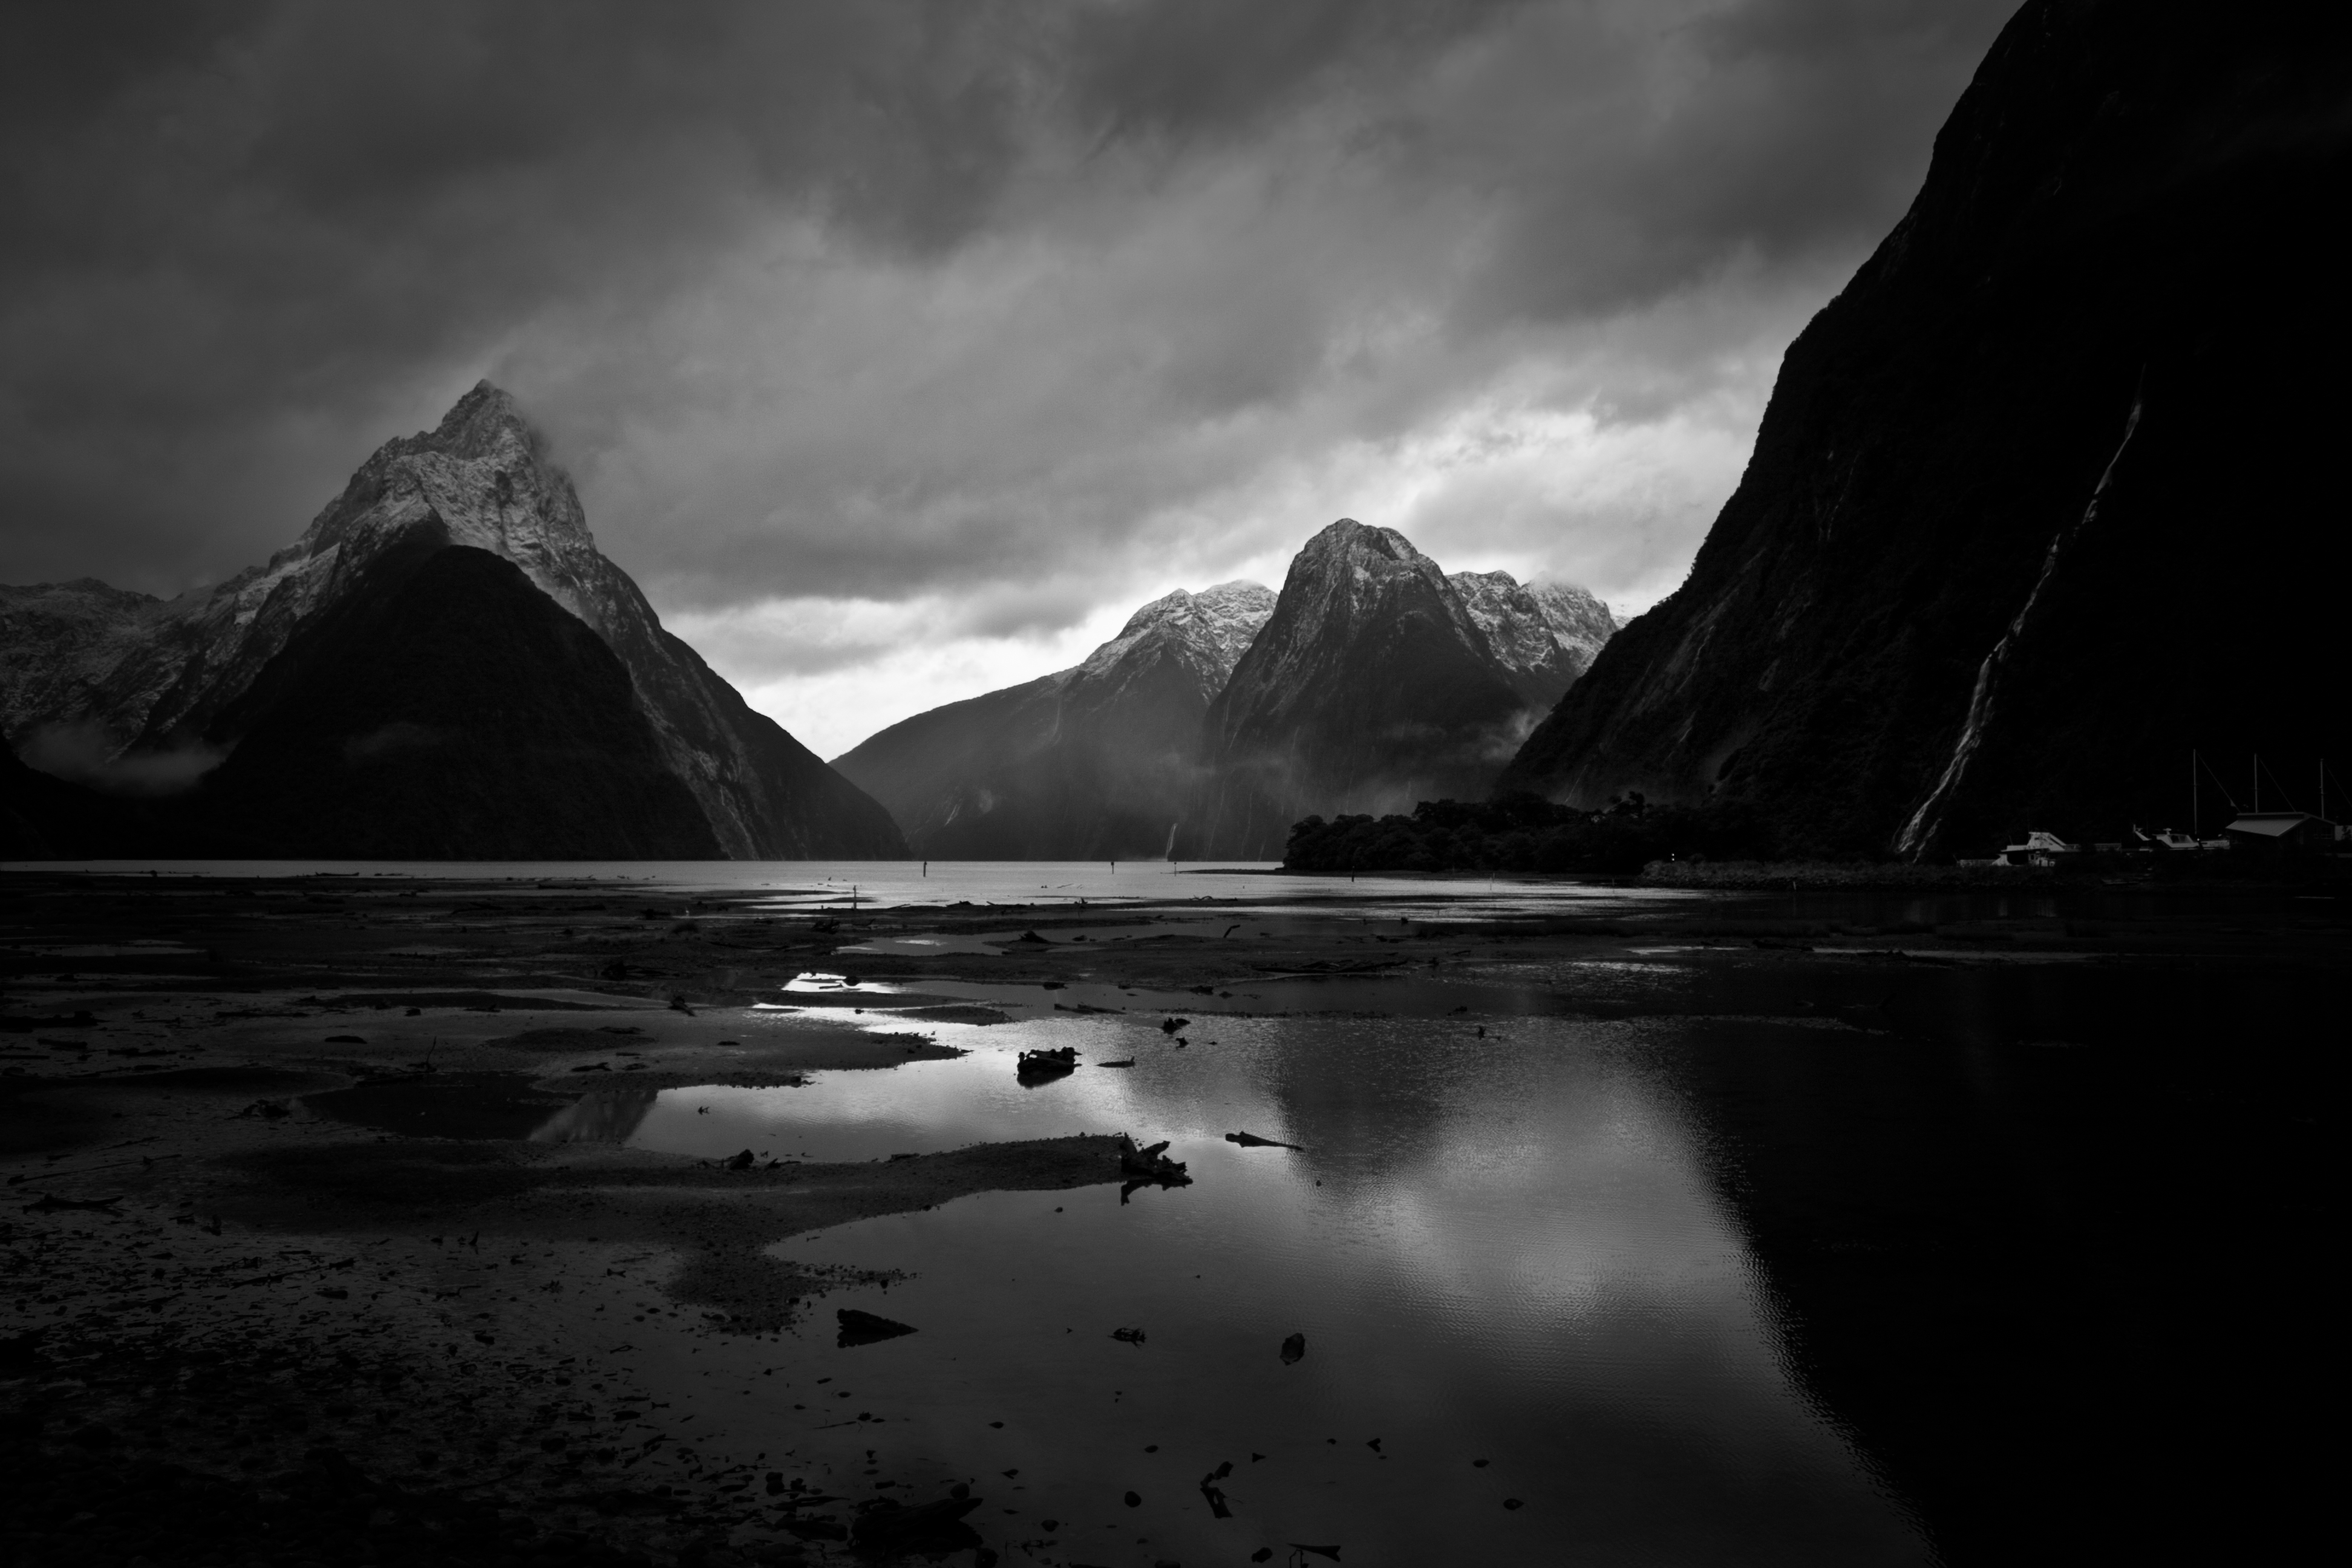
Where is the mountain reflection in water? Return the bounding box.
[530,1086,661,1145]
[529,920,2330,1564]
[600,1011,1932,1567]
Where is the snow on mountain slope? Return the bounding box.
[1189,521,1526,857]
[832,580,1275,857]
[1449,570,1617,710]
[1,382,902,857]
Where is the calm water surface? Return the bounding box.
[543,985,1933,1566]
[34,860,2322,1558]
[3,857,1713,924]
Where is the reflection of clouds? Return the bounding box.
[614,1014,1749,1359]
[656,1001,1925,1560]
[1299,1033,1749,1334]
[531,1088,661,1145]
[621,1052,1157,1163]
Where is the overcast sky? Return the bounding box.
[2,0,2016,756]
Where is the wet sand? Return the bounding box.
[3,869,2341,1566]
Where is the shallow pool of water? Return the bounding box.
[586,1006,1931,1566]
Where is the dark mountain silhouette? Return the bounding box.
[833,583,1274,858]
[1,735,150,858]
[1187,520,1566,858]
[1,384,903,859]
[1498,0,2352,856]
[188,538,720,858]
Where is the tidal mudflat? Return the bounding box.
[1,867,2336,1566]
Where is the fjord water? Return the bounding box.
[0,857,1693,920]
[524,892,2336,1566]
[557,999,1935,1566]
[42,858,2318,1557]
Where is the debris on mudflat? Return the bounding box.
[1099,1057,1137,1068]
[1160,1016,1190,1033]
[722,1149,756,1171]
[1200,1460,1235,1518]
[1280,1331,1307,1365]
[233,1099,290,1120]
[1225,1130,1304,1151]
[1015,929,1053,945]
[1117,1134,1189,1185]
[667,993,694,1015]
[837,1308,918,1348]
[1016,1045,1079,1082]
[1111,1326,1147,1345]
[1290,1544,1343,1562]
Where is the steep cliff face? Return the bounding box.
[1,383,903,858]
[1499,0,2352,855]
[832,581,1275,858]
[1529,583,1616,678]
[1188,521,1533,858]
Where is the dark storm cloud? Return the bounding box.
[0,0,2017,613]
[1448,0,2017,325]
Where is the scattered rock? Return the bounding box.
[1280,1332,1306,1365]
[836,1309,917,1348]
[1016,1046,1079,1083]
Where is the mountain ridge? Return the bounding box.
[2,382,903,858]
[1186,520,1550,858]
[1497,0,2352,855]
[833,581,1276,858]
